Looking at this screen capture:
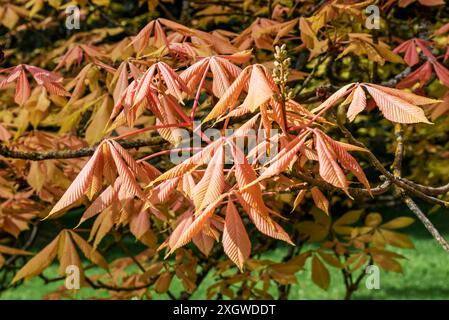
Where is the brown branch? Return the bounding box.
[391,124,404,177]
[288,171,392,198]
[402,195,449,255]
[85,277,154,292]
[335,117,449,207]
[389,120,449,255]
[400,178,449,196]
[0,137,165,161]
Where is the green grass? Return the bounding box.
[1,235,448,300]
[2,207,449,300]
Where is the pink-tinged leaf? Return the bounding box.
[394,40,419,67]
[364,85,431,124]
[315,131,349,194]
[130,21,155,53]
[157,62,190,102]
[130,209,150,240]
[235,193,293,244]
[209,57,232,98]
[404,41,420,66]
[40,76,70,96]
[222,200,251,271]
[397,61,433,89]
[203,67,251,122]
[0,66,22,89]
[107,141,145,199]
[311,83,356,114]
[367,83,440,105]
[241,65,273,112]
[47,147,101,218]
[134,65,156,106]
[113,62,129,105]
[109,139,151,184]
[152,138,224,183]
[255,131,310,183]
[180,58,210,92]
[433,61,449,88]
[78,178,122,227]
[317,130,371,192]
[168,195,225,254]
[414,39,435,60]
[24,65,62,82]
[149,177,179,204]
[15,69,30,105]
[193,145,225,212]
[168,210,193,250]
[347,85,366,122]
[193,231,214,257]
[230,141,269,218]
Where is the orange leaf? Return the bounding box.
[12,234,60,283]
[364,84,431,124]
[222,200,251,271]
[311,187,329,215]
[192,145,225,212]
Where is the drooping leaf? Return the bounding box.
[222,200,251,271]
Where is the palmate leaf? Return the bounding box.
[203,64,275,123]
[47,140,149,219]
[312,82,435,124]
[180,54,247,100]
[167,195,226,255]
[363,85,432,124]
[12,230,107,283]
[315,131,349,194]
[111,62,190,128]
[203,67,251,123]
[315,129,371,192]
[243,131,310,189]
[46,147,102,218]
[393,39,420,67]
[0,64,69,105]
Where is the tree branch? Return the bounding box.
[402,195,449,255]
[0,137,164,161]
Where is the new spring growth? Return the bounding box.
[272,44,294,101]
